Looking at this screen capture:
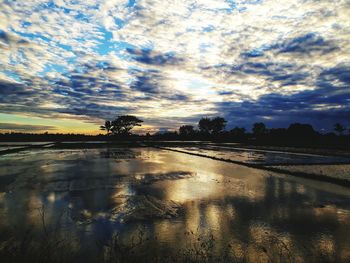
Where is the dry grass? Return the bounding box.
[0,207,339,263]
[0,206,80,263]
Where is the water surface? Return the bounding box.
[0,147,350,262]
[168,145,350,165]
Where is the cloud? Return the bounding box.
[272,33,339,56]
[317,64,350,88]
[126,48,183,66]
[215,64,350,131]
[0,0,350,132]
[0,123,57,131]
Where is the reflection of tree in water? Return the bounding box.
[1,173,350,262]
[170,176,350,262]
[66,175,350,261]
[99,149,137,159]
[113,175,349,261]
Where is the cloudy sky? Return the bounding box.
[0,0,349,134]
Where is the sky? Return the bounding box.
[0,0,349,134]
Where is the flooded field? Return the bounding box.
[1,146,350,262]
[166,145,350,165]
[0,142,55,153]
[0,146,24,151]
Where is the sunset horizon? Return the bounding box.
[1,0,349,134]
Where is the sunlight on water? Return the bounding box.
[0,147,350,262]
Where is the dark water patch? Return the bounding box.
[0,175,17,191]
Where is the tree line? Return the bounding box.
[1,116,348,148]
[100,115,349,138]
[93,115,350,149]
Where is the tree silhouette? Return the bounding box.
[179,125,195,136]
[101,116,143,136]
[288,123,316,138]
[334,123,345,135]
[113,115,143,135]
[198,117,226,135]
[198,118,212,134]
[230,127,246,137]
[100,121,112,135]
[252,122,267,136]
[211,117,227,134]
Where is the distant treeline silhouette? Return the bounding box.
[154,118,350,149]
[0,116,349,149]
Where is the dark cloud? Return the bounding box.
[0,62,132,120]
[129,69,162,94]
[129,69,191,102]
[202,61,310,88]
[217,100,350,131]
[0,80,30,97]
[0,60,191,123]
[218,91,235,96]
[168,94,189,101]
[0,123,56,131]
[212,63,350,130]
[239,33,339,62]
[0,79,50,109]
[58,102,130,120]
[240,50,264,58]
[317,64,350,88]
[277,33,339,55]
[269,72,309,86]
[126,48,183,65]
[215,64,350,131]
[0,30,29,47]
[208,34,339,88]
[0,30,10,44]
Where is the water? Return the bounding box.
[0,142,53,146]
[0,147,350,262]
[0,146,24,151]
[0,142,55,152]
[167,145,350,165]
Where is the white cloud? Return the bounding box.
[0,0,349,130]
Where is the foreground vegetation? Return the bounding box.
[0,224,321,263]
[0,223,336,263]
